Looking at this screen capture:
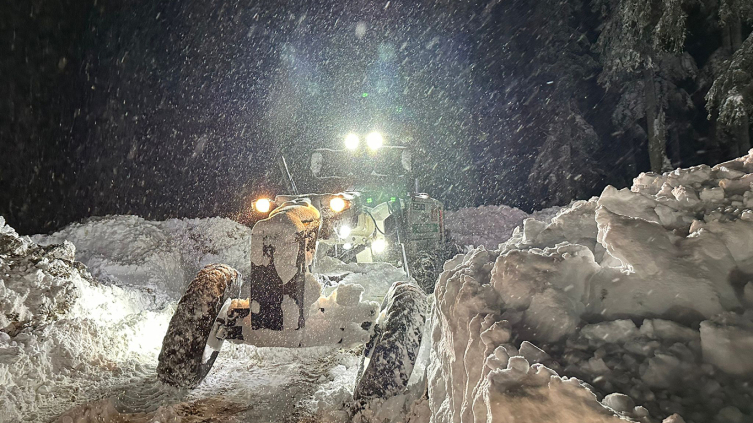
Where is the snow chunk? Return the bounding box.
[700,313,753,375]
[716,406,744,423]
[594,206,735,319]
[662,414,686,423]
[580,320,639,345]
[640,353,684,389]
[518,341,551,364]
[480,361,632,423]
[492,243,598,342]
[671,185,701,208]
[602,393,635,413]
[639,320,699,344]
[700,187,724,202]
[334,282,364,307]
[599,186,661,224]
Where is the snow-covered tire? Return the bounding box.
[157,264,239,388]
[354,281,428,400]
[409,252,440,293]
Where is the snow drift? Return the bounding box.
[0,216,174,421]
[35,215,253,299]
[429,152,753,423]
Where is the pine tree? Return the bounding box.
[470,0,607,209]
[705,1,753,156]
[594,0,690,172]
[527,101,602,206]
[707,33,753,156]
[720,0,753,53]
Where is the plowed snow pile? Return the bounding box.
[0,216,175,421]
[35,215,254,299]
[429,152,753,423]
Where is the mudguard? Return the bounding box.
[248,202,321,331]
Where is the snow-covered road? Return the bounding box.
[55,345,361,423]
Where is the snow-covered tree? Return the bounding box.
[470,0,609,209]
[706,6,753,156]
[527,102,602,206]
[719,0,753,53]
[594,0,691,172]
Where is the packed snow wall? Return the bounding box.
[0,216,176,421]
[36,215,254,298]
[428,152,753,423]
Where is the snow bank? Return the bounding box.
[429,152,753,423]
[428,249,646,423]
[444,205,559,250]
[0,217,80,331]
[36,215,253,298]
[0,216,174,421]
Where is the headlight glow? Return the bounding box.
[330,197,347,213]
[254,198,272,213]
[338,225,351,238]
[366,131,384,150]
[344,133,360,150]
[372,238,387,253]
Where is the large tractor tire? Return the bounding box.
[354,281,428,400]
[157,264,240,388]
[410,233,463,293]
[409,252,441,293]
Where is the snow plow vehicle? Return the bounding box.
[157,132,444,400]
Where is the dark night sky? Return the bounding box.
[1,0,492,233]
[1,0,748,234]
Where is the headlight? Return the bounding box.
[372,238,387,253]
[366,131,383,150]
[330,197,347,213]
[344,133,359,150]
[338,225,351,238]
[254,198,273,213]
